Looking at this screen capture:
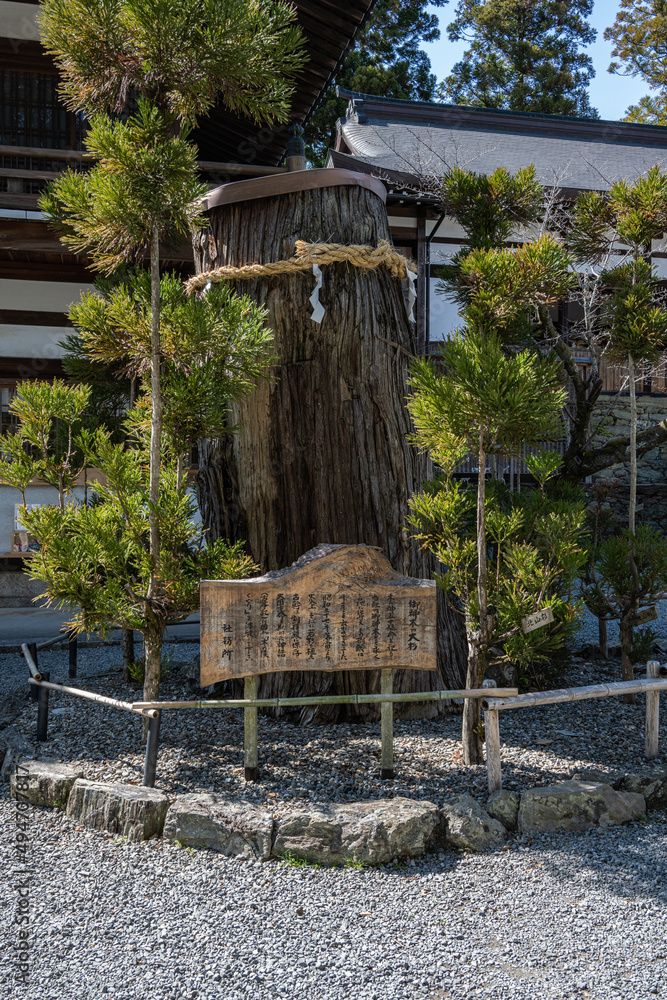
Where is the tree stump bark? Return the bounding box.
[193,169,466,721]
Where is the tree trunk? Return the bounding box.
[619,608,637,705]
[142,626,164,739]
[145,224,163,707]
[628,353,637,534]
[462,428,489,766]
[598,617,608,659]
[463,629,485,765]
[193,171,467,721]
[122,628,135,683]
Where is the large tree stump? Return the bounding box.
[193,168,466,720]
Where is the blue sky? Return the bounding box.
[421,2,652,121]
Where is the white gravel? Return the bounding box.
[2,646,667,998]
[2,649,665,804]
[1,794,666,1000]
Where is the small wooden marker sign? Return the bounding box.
[521,606,554,634]
[200,543,437,686]
[635,606,658,626]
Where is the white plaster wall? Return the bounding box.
[0,484,85,554]
[0,279,95,312]
[0,1,39,41]
[0,326,68,358]
[428,277,462,341]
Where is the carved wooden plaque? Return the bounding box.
[200,543,437,685]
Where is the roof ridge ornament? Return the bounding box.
[350,98,367,124]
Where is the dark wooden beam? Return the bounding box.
[0,310,73,327]
[416,211,427,356]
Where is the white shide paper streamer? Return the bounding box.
[310,263,325,323]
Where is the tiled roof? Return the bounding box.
[335,90,667,192]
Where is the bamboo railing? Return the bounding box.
[483,663,667,794]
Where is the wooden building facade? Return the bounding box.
[0,0,375,577]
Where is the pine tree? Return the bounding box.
[437,164,667,484]
[33,0,304,710]
[605,0,667,124]
[305,0,448,164]
[407,232,586,765]
[440,0,598,117]
[573,170,667,693]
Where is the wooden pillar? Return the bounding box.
[244,675,258,781]
[645,660,661,758]
[381,668,394,779]
[483,679,502,793]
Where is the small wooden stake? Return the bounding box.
[645,660,661,759]
[244,675,259,781]
[381,668,394,779]
[36,670,50,742]
[483,679,501,794]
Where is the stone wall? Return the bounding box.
[591,394,667,486]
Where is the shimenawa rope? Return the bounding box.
[185,238,417,294]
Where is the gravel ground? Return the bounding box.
[1,795,666,1000]
[1,648,665,805]
[2,647,667,998]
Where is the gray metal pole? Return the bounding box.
[142,711,162,787]
[36,671,50,742]
[68,632,78,679]
[28,642,39,702]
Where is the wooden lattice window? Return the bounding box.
[0,384,19,437]
[0,70,85,149]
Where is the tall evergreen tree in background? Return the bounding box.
[605,1,667,124]
[305,0,449,164]
[439,0,598,117]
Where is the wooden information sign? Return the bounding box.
[635,606,658,627]
[521,606,554,634]
[200,543,437,686]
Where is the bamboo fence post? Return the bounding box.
[36,670,50,742]
[645,661,661,759]
[143,710,162,787]
[483,679,501,794]
[244,675,259,781]
[381,668,394,779]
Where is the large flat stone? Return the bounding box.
[440,794,507,851]
[518,781,646,835]
[273,797,439,866]
[66,780,170,842]
[10,760,83,808]
[163,794,273,860]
